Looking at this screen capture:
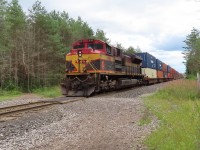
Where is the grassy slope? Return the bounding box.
[0,86,61,102]
[144,80,200,150]
[0,90,22,102]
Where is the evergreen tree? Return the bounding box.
[126,46,135,54]
[116,42,125,51]
[69,16,94,43]
[95,29,110,43]
[4,0,26,89]
[0,0,8,51]
[0,0,8,89]
[183,28,200,76]
[135,46,142,53]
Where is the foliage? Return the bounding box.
[0,89,22,101]
[125,46,142,54]
[144,80,200,150]
[135,46,142,52]
[32,86,61,98]
[94,29,110,43]
[126,46,135,54]
[115,42,125,51]
[0,0,8,50]
[139,108,152,126]
[186,74,197,80]
[183,28,200,76]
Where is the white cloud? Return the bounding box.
[17,0,200,73]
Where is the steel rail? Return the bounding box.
[0,97,84,118]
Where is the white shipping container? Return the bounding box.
[142,68,157,78]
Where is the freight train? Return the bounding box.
[61,39,182,97]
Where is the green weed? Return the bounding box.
[32,86,61,98]
[0,89,22,101]
[144,80,200,150]
[139,108,152,126]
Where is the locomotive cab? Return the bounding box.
[66,39,114,74]
[71,39,108,55]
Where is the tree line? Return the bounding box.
[183,28,200,77]
[0,0,139,92]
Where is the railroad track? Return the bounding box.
[0,97,84,122]
[0,85,149,122]
[0,87,140,122]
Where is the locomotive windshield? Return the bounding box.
[73,44,84,49]
[87,43,103,50]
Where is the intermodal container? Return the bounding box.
[171,68,175,78]
[162,63,167,72]
[168,73,172,78]
[142,68,157,78]
[167,65,171,73]
[171,68,174,74]
[157,70,164,78]
[163,72,168,78]
[136,52,156,69]
[156,59,163,71]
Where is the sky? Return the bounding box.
[14,0,200,73]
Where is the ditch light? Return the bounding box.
[78,50,82,57]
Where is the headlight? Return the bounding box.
[83,67,87,72]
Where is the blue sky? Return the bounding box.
[11,0,200,73]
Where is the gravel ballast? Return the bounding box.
[0,83,167,150]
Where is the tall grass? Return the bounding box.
[0,89,22,101]
[32,86,61,98]
[144,80,200,150]
[0,86,61,102]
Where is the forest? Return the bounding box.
[0,0,137,92]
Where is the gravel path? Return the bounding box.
[0,83,167,150]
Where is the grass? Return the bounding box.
[0,86,61,102]
[144,79,200,150]
[0,89,22,101]
[32,86,61,98]
[186,74,197,80]
[139,108,152,126]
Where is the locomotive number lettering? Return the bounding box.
[75,60,87,64]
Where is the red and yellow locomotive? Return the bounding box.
[61,39,143,96]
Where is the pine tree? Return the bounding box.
[183,28,200,76]
[0,0,8,89]
[126,46,135,54]
[95,29,110,43]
